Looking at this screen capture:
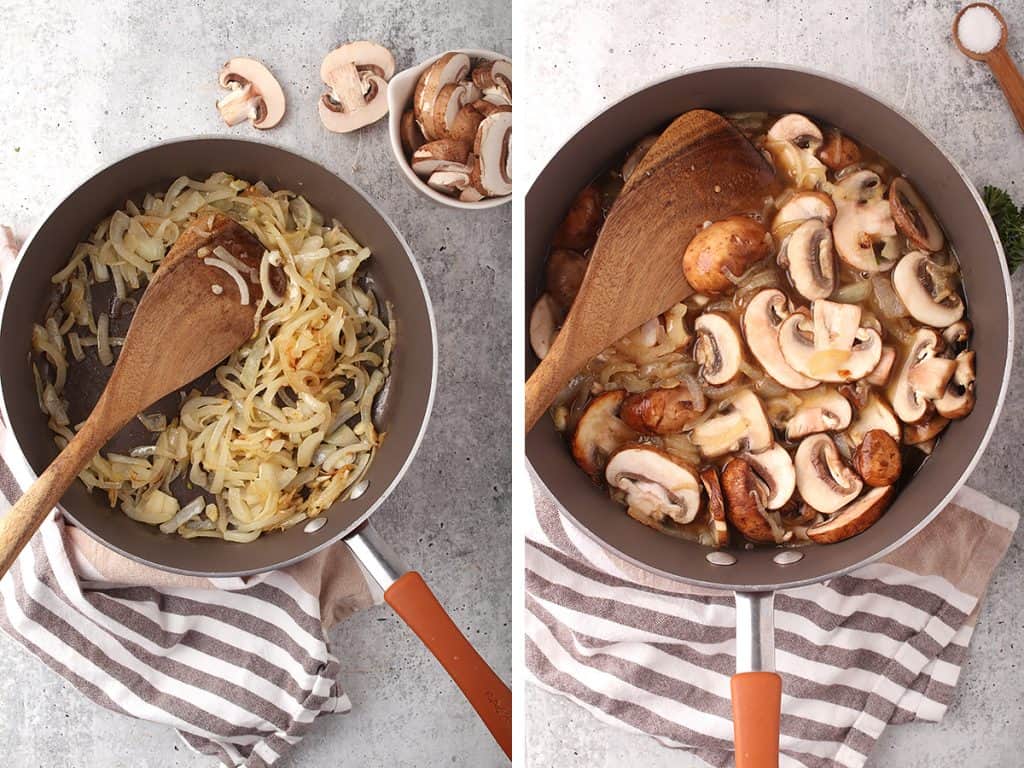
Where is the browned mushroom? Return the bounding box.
[682,216,771,295]
[934,351,975,419]
[889,177,944,252]
[853,429,902,487]
[818,129,861,171]
[903,414,950,445]
[318,42,395,133]
[571,391,636,479]
[217,58,286,130]
[807,486,894,543]
[552,186,603,251]
[620,386,704,435]
[545,249,588,309]
[700,467,730,547]
[721,458,778,543]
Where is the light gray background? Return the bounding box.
[523,0,1024,766]
[0,1,510,766]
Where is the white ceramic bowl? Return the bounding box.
[387,49,511,210]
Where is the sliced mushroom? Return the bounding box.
[807,486,893,544]
[622,135,658,182]
[471,59,512,106]
[889,177,944,252]
[847,394,901,446]
[785,387,853,440]
[794,433,863,514]
[690,389,772,458]
[830,170,898,272]
[318,42,395,133]
[529,294,562,360]
[942,320,971,353]
[891,251,965,328]
[682,216,771,295]
[449,104,485,145]
[470,110,511,197]
[887,327,949,422]
[865,346,897,387]
[693,313,743,385]
[779,218,835,300]
[778,300,882,382]
[765,114,827,189]
[903,414,950,445]
[571,390,636,479]
[771,191,836,239]
[742,289,818,390]
[545,249,588,310]
[721,458,778,543]
[410,139,471,177]
[427,168,471,194]
[620,386,704,435]
[471,100,511,118]
[700,467,730,547]
[414,52,471,140]
[741,445,796,510]
[428,82,474,140]
[216,58,286,129]
[605,445,701,525]
[459,185,485,203]
[934,350,976,419]
[400,110,426,155]
[553,185,603,251]
[853,429,901,487]
[818,129,861,172]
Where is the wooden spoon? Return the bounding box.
[0,213,267,577]
[524,109,777,431]
[953,3,1024,132]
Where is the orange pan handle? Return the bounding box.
[345,523,512,760]
[732,592,781,768]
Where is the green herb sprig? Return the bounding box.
[982,185,1023,274]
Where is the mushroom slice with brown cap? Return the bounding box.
[471,59,512,105]
[847,394,901,447]
[690,389,772,458]
[785,387,853,441]
[807,486,893,544]
[693,313,743,385]
[605,445,701,526]
[427,168,471,195]
[545,249,588,309]
[622,136,658,182]
[571,390,637,479]
[779,218,836,300]
[620,387,704,436]
[470,110,512,197]
[429,82,473,140]
[771,191,836,239]
[854,429,902,487]
[778,300,882,382]
[553,185,603,251]
[742,289,818,390]
[892,251,965,328]
[414,52,471,140]
[765,114,827,189]
[700,467,730,547]
[942,320,971,353]
[903,414,950,445]
[830,170,898,272]
[818,129,861,172]
[889,178,944,252]
[887,327,950,423]
[400,110,426,155]
[529,294,562,360]
[682,216,771,295]
[794,433,863,514]
[934,350,976,419]
[721,458,780,543]
[318,42,395,133]
[741,445,796,510]
[217,58,286,130]
[410,139,471,177]
[449,104,485,145]
[865,346,897,387]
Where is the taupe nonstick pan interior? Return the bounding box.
[0,137,436,576]
[526,64,1014,592]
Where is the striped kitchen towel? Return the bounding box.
[0,226,376,768]
[526,482,1019,768]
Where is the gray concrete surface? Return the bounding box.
[523,0,1024,766]
[0,1,510,766]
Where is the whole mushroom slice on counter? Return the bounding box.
[807,485,893,544]
[620,386,705,435]
[700,467,730,547]
[771,191,836,239]
[818,129,861,172]
[742,289,818,390]
[888,327,954,423]
[764,113,827,190]
[318,41,395,133]
[682,216,772,295]
[216,58,286,130]
[891,251,965,328]
[853,429,902,487]
[571,390,637,479]
[470,110,512,198]
[785,387,853,441]
[414,52,471,140]
[690,389,772,458]
[740,444,796,510]
[846,394,901,447]
[472,58,512,106]
[830,170,898,272]
[605,445,701,527]
[794,433,863,514]
[721,458,785,543]
[529,294,562,360]
[778,218,836,300]
[934,350,976,419]
[889,177,944,252]
[693,313,743,385]
[778,300,882,382]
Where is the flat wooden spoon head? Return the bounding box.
[525,109,777,431]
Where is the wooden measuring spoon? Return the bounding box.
[0,213,267,577]
[953,3,1024,132]
[524,109,777,431]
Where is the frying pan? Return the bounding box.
[525,64,1014,766]
[0,137,511,758]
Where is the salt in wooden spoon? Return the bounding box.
[954,3,1024,132]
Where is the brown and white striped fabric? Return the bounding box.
[526,483,1018,768]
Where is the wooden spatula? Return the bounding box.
[0,213,268,577]
[525,109,778,431]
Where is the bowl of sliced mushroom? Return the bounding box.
[387,49,511,209]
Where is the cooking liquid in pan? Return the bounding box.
[532,112,975,549]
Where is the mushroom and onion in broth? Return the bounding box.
[532,112,975,548]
